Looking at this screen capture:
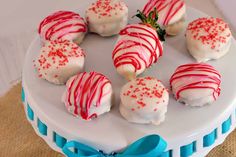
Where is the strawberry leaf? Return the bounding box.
[134,8,166,41]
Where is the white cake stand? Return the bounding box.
[22,1,236,157]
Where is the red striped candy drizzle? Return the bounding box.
[65,72,111,120]
[112,24,163,73]
[38,11,87,41]
[170,63,221,100]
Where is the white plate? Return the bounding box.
[22,1,236,156]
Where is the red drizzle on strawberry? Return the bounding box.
[112,24,163,73]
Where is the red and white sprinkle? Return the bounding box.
[187,17,231,50]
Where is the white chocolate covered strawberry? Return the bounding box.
[112,9,165,80]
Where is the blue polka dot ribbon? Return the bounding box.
[62,134,167,157]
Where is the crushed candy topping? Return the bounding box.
[35,40,85,78]
[87,0,126,17]
[123,77,168,111]
[187,17,231,50]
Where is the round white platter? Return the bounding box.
[22,1,236,157]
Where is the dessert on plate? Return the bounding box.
[170,63,221,107]
[186,17,232,62]
[120,76,169,125]
[34,40,85,85]
[143,0,186,36]
[38,11,87,44]
[112,9,165,80]
[22,3,236,157]
[85,0,128,36]
[63,71,113,120]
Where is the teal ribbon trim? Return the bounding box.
[62,134,167,157]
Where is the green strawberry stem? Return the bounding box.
[134,8,166,41]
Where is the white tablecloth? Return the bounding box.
[0,0,234,96]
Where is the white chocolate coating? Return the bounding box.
[38,11,87,44]
[34,40,85,85]
[170,63,221,107]
[112,24,163,80]
[186,17,232,62]
[63,72,113,120]
[120,76,169,125]
[85,0,128,36]
[143,0,186,35]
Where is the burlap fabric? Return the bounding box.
[0,83,235,157]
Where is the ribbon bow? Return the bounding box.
[62,134,167,157]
